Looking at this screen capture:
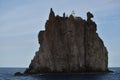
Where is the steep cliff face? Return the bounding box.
[24,8,108,74]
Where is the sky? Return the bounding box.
[0,0,120,67]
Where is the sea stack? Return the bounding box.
[24,8,108,74]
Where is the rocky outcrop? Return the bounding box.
[24,8,108,74]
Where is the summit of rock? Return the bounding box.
[24,8,108,74]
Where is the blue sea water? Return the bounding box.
[0,67,120,80]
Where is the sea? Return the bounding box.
[0,67,120,80]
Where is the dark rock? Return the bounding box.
[14,72,23,76]
[87,12,94,23]
[24,9,108,74]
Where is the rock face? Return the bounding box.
[24,8,108,74]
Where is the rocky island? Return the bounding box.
[24,8,108,75]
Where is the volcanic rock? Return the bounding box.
[24,8,108,74]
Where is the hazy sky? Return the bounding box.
[0,0,120,67]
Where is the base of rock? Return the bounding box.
[15,70,112,76]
